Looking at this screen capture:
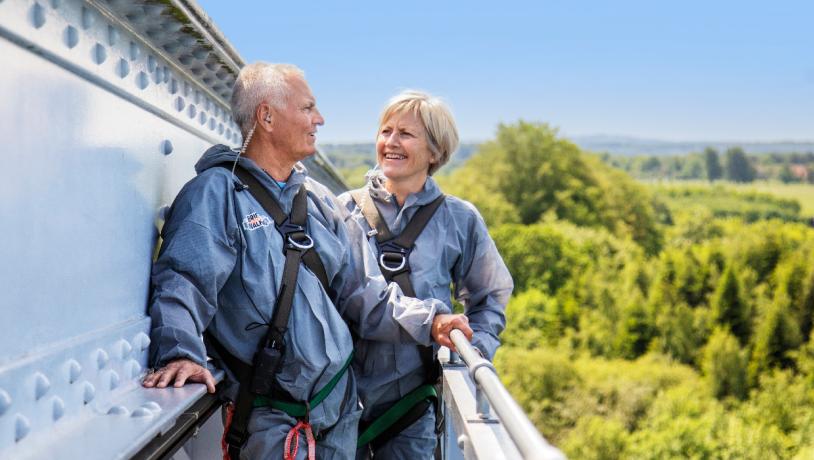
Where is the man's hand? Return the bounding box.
[431,314,473,352]
[142,358,216,394]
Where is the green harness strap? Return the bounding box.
[253,353,354,418]
[357,383,438,448]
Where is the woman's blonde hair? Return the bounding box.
[379,90,459,176]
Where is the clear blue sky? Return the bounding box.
[196,0,813,144]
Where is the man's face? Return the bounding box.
[269,76,324,160]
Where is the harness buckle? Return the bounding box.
[377,241,411,274]
[276,218,314,251]
[287,234,314,250]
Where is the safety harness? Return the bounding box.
[349,188,446,452]
[210,164,348,460]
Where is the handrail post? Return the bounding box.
[475,386,491,419]
[448,329,566,460]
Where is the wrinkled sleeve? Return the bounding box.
[453,206,513,359]
[149,176,238,367]
[330,192,450,345]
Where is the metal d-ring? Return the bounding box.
[287,234,314,250]
[379,253,407,272]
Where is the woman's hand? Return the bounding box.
[431,314,473,352]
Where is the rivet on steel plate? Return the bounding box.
[15,414,30,442]
[80,6,93,29]
[457,434,469,450]
[161,139,173,155]
[142,401,161,412]
[52,397,65,421]
[193,47,208,60]
[109,371,120,390]
[107,25,118,46]
[129,41,139,61]
[126,360,142,379]
[30,3,46,29]
[117,339,133,359]
[34,372,51,400]
[92,43,106,65]
[136,72,149,90]
[96,349,109,369]
[0,389,11,416]
[144,4,165,17]
[134,332,151,350]
[107,405,128,416]
[66,359,82,384]
[63,25,78,48]
[131,407,153,418]
[83,382,96,404]
[117,58,130,78]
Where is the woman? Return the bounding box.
[338,90,513,459]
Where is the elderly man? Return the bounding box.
[142,63,471,459]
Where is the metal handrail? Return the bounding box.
[449,329,566,460]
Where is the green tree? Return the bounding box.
[724,147,756,182]
[491,223,576,293]
[444,121,663,254]
[561,416,629,460]
[501,289,576,348]
[641,156,662,175]
[710,265,751,343]
[704,147,723,181]
[702,328,748,400]
[750,293,803,380]
[614,295,654,359]
[779,162,798,183]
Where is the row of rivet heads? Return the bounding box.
[0,331,155,444]
[11,0,242,145]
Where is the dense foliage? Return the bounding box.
[439,121,814,459]
[438,122,663,254]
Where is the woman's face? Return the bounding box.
[376,111,436,185]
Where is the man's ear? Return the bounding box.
[256,103,273,131]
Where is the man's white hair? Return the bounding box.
[230,62,305,137]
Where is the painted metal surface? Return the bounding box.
[0,0,548,458]
[0,0,238,457]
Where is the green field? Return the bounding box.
[644,180,814,218]
[745,182,814,217]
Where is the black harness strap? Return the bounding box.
[212,164,332,459]
[349,189,445,298]
[350,188,446,450]
[228,165,331,296]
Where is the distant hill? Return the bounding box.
[571,135,814,157]
[319,137,814,177]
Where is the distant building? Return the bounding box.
[790,164,810,182]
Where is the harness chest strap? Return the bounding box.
[224,164,333,297]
